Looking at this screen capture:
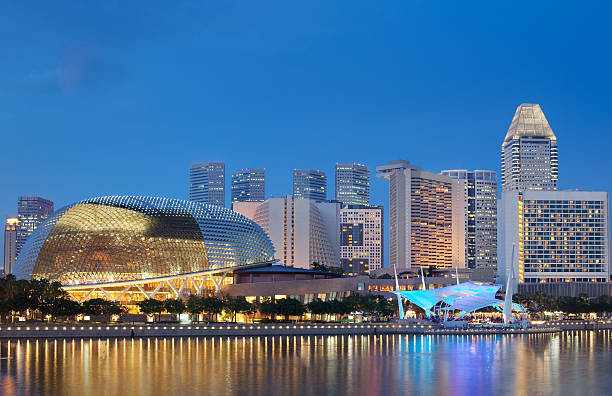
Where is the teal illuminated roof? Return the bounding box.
[394,281,525,314]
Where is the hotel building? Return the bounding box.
[234,196,340,269]
[231,169,266,203]
[441,170,498,269]
[335,163,369,206]
[499,190,610,286]
[189,161,225,206]
[340,205,383,275]
[293,169,327,202]
[377,160,465,270]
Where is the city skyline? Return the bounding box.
[2,4,611,394]
[2,101,607,269]
[3,3,612,271]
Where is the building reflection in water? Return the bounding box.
[0,331,610,396]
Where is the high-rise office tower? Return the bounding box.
[293,169,327,202]
[501,103,558,192]
[16,196,54,256]
[441,170,498,269]
[4,217,19,274]
[233,196,340,269]
[335,163,369,206]
[377,160,465,270]
[189,162,225,206]
[231,169,266,203]
[499,190,609,288]
[340,205,383,275]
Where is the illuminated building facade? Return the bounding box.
[293,169,327,202]
[12,196,275,305]
[189,161,225,206]
[501,103,558,192]
[234,196,340,269]
[4,218,19,274]
[441,170,498,268]
[499,190,610,288]
[340,205,383,275]
[335,163,369,206]
[377,160,465,269]
[231,169,266,203]
[16,196,54,258]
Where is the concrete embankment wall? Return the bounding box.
[2,321,605,339]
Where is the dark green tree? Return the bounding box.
[202,296,224,322]
[138,299,165,321]
[224,296,253,322]
[276,298,306,321]
[48,298,82,319]
[186,295,205,322]
[306,299,327,321]
[310,262,345,275]
[164,298,186,320]
[82,298,126,320]
[257,298,277,321]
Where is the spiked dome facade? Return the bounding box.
[12,196,276,305]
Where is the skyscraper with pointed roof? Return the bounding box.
[501,103,558,191]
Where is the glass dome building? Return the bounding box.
[13,196,276,286]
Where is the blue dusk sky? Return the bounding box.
[1,2,611,264]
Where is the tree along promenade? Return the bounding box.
[1,320,610,338]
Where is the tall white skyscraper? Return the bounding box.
[501,103,558,192]
[231,169,266,203]
[377,160,465,270]
[335,163,369,206]
[189,162,225,206]
[233,196,340,269]
[441,170,498,269]
[293,169,327,202]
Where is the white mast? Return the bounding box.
[503,243,516,325]
[393,264,404,320]
[420,267,427,290]
[455,267,460,285]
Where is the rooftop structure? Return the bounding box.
[501,104,558,192]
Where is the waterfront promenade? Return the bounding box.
[1,319,610,338]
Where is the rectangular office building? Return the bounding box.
[340,205,383,275]
[231,169,266,203]
[189,162,225,206]
[441,169,498,269]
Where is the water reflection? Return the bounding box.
[0,331,610,396]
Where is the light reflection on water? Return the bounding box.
[0,331,610,396]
